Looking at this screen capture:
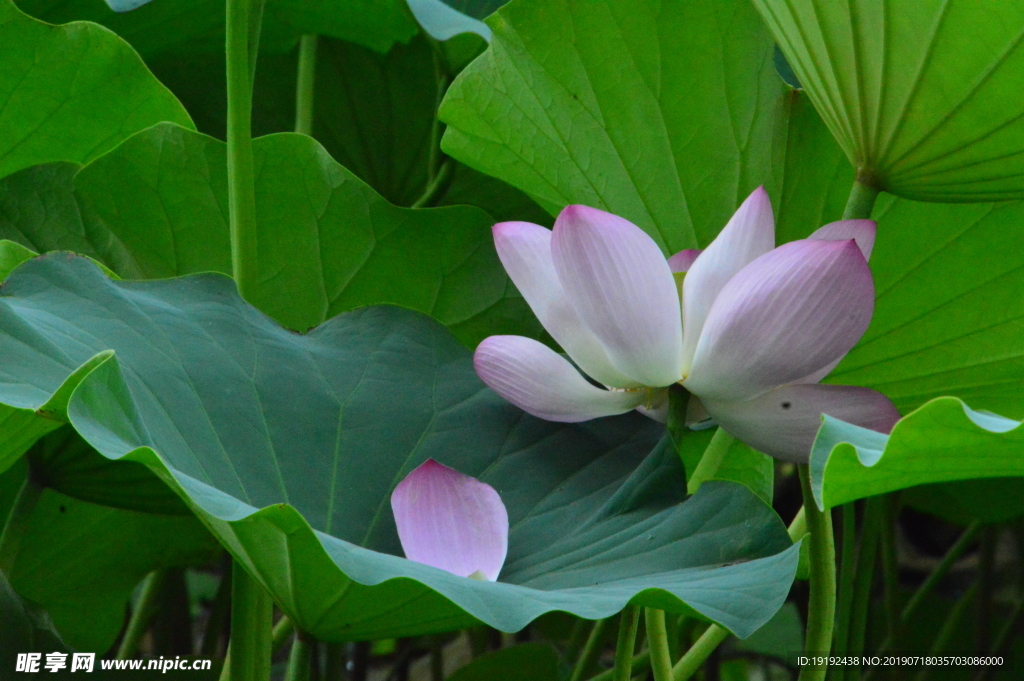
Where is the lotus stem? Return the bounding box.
[612,606,640,681]
[272,616,296,656]
[569,618,608,681]
[645,609,675,681]
[116,569,166,660]
[903,521,980,624]
[671,624,728,681]
[226,560,273,681]
[284,629,314,681]
[849,498,883,678]
[842,178,880,220]
[686,428,734,495]
[797,464,836,681]
[226,0,262,302]
[295,35,318,135]
[831,504,858,681]
[914,583,978,681]
[879,496,901,650]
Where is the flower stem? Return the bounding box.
[671,624,729,680]
[613,606,640,681]
[294,35,318,135]
[568,619,607,681]
[831,504,858,681]
[226,560,273,681]
[645,609,674,681]
[686,427,734,495]
[116,570,166,660]
[842,177,880,220]
[797,464,835,681]
[226,0,263,302]
[283,629,314,681]
[902,520,980,624]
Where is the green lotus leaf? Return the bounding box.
[0,123,542,347]
[0,0,193,181]
[446,643,559,681]
[3,479,219,652]
[752,0,1024,201]
[439,0,798,254]
[406,0,493,42]
[903,478,1024,527]
[17,0,417,57]
[810,397,1024,511]
[0,254,798,640]
[0,564,68,667]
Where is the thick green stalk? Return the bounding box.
[226,0,261,302]
[842,178,881,220]
[272,616,296,656]
[227,561,273,681]
[410,159,454,209]
[116,570,166,659]
[832,505,858,681]
[613,607,641,681]
[879,498,901,653]
[645,609,674,681]
[568,619,607,681]
[848,498,883,678]
[0,472,42,574]
[294,35,318,135]
[686,428,734,495]
[671,624,728,681]
[284,629,314,681]
[913,584,978,681]
[323,643,345,681]
[798,464,836,681]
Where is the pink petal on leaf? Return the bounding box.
[668,249,703,273]
[391,460,509,581]
[551,205,682,387]
[681,187,775,370]
[703,384,900,463]
[474,335,647,422]
[809,219,876,261]
[493,222,639,388]
[686,239,873,402]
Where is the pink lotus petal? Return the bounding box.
[391,460,509,581]
[551,205,682,387]
[703,384,900,463]
[686,239,874,402]
[681,187,775,370]
[474,335,647,422]
[492,222,639,388]
[809,219,876,261]
[668,249,703,273]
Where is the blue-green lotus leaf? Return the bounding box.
[0,254,798,641]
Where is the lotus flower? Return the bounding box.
[474,188,899,463]
[391,460,508,581]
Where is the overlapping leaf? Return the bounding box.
[439,0,793,253]
[753,0,1024,201]
[810,397,1024,510]
[0,254,799,641]
[0,124,542,347]
[0,0,192,181]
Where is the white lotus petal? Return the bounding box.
[474,335,646,422]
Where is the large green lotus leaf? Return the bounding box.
[903,478,1024,527]
[0,254,799,640]
[829,195,1024,418]
[439,0,793,253]
[2,122,536,346]
[0,565,68,668]
[752,0,1024,202]
[0,0,193,182]
[16,0,417,56]
[143,34,549,224]
[4,482,219,652]
[809,397,1024,510]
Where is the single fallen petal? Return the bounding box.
[809,219,876,261]
[492,221,639,388]
[474,335,647,422]
[703,384,900,463]
[551,205,682,387]
[686,239,873,402]
[668,249,703,273]
[681,187,775,370]
[391,460,509,581]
